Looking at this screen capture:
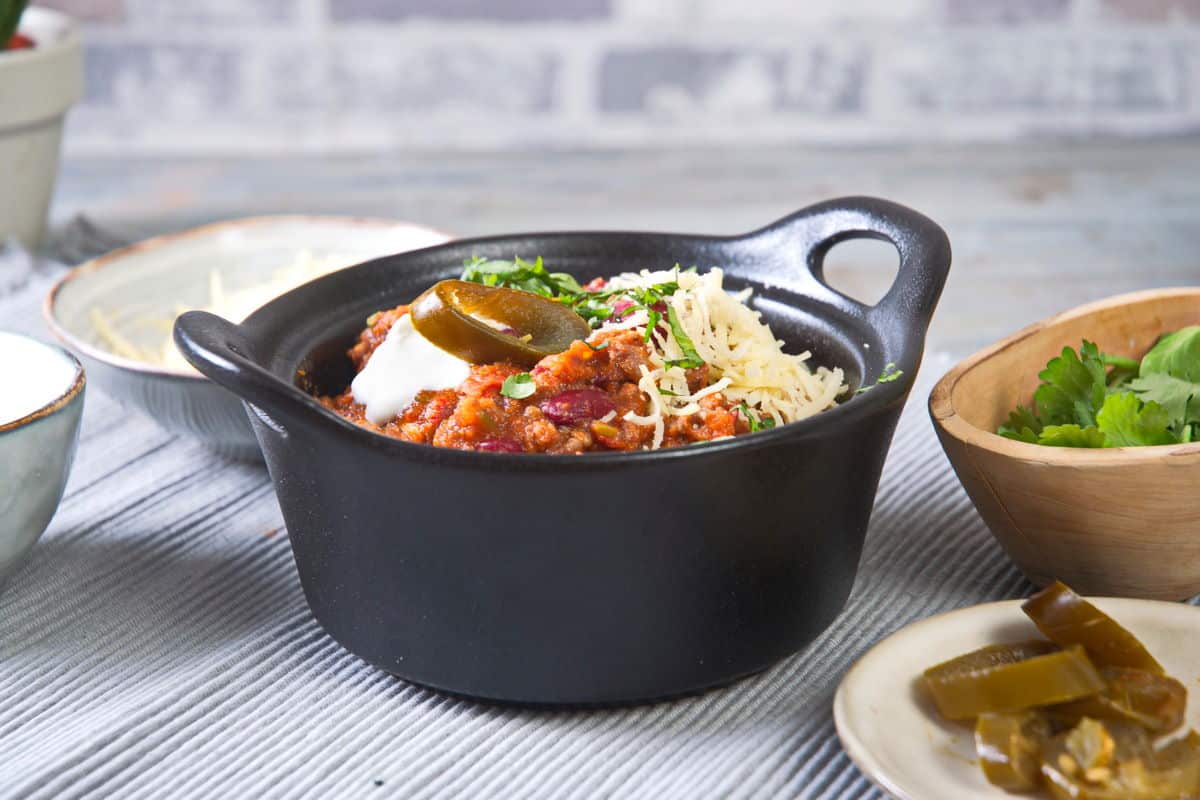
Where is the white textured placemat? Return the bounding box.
[1,244,1035,799]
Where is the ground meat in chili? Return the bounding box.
[319,304,749,453]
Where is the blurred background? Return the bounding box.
[5,0,1200,354]
[35,0,1200,155]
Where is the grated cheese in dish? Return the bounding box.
[92,251,356,372]
[595,268,847,449]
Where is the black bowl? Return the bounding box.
[174,197,951,705]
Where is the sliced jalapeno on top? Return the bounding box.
[1023,581,1164,674]
[409,280,592,368]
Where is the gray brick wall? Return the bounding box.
[27,0,1200,154]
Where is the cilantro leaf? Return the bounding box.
[548,271,584,295]
[1095,391,1177,447]
[855,363,905,395]
[1103,353,1139,393]
[998,405,1042,443]
[663,304,705,370]
[1139,325,1200,382]
[1129,373,1200,429]
[460,256,685,331]
[736,402,775,432]
[1036,425,1108,448]
[644,308,661,344]
[461,256,568,298]
[1033,341,1107,427]
[877,363,903,383]
[500,372,536,400]
[997,333,1200,448]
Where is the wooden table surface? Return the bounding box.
[49,140,1200,357]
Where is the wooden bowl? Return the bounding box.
[930,288,1200,600]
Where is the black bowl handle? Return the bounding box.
[766,196,951,330]
[174,310,325,426]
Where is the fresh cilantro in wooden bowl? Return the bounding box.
[997,328,1200,448]
[930,288,1200,600]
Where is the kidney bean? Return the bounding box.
[540,389,616,425]
[477,438,523,453]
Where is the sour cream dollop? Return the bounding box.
[0,333,80,426]
[351,314,471,425]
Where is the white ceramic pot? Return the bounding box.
[0,8,83,249]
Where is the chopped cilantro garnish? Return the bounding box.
[663,304,705,370]
[461,256,580,299]
[645,308,661,343]
[737,402,776,432]
[584,340,609,352]
[855,362,905,394]
[500,372,536,400]
[877,363,903,383]
[459,256,686,332]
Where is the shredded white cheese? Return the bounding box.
[92,251,357,372]
[597,268,847,449]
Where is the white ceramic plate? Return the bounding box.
[834,598,1200,800]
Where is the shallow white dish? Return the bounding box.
[0,332,85,591]
[45,215,451,459]
[833,598,1200,800]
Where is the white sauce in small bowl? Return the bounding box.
[0,332,81,427]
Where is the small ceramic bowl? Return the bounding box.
[930,288,1200,600]
[45,215,451,460]
[0,332,85,592]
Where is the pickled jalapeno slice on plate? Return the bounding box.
[916,581,1198,799]
[976,710,1054,791]
[923,642,1105,721]
[1049,667,1187,734]
[1022,581,1164,674]
[1040,720,1200,800]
